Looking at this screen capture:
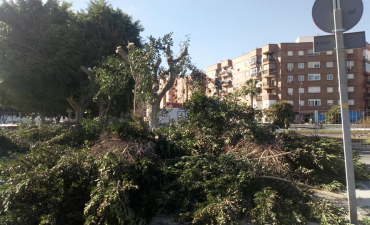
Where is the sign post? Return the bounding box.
[332,1,357,223]
[312,0,365,223]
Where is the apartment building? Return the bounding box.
[206,37,370,113]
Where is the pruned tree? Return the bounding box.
[116,33,190,129]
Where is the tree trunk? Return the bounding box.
[66,96,84,122]
[147,100,160,130]
[98,102,107,123]
[250,95,254,108]
[75,107,84,122]
[39,110,46,125]
[55,115,61,124]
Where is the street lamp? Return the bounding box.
[298,81,303,123]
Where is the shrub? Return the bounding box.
[265,101,295,128]
[326,105,341,124]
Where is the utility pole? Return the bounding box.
[333,0,357,223]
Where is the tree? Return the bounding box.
[265,101,294,128]
[237,78,261,107]
[326,105,341,124]
[67,0,143,122]
[116,33,190,129]
[91,56,134,121]
[0,0,82,123]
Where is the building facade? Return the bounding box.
[206,37,370,114]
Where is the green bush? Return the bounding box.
[278,131,364,186]
[107,119,145,140]
[326,105,341,124]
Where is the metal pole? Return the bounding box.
[333,0,358,223]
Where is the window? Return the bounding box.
[308,74,320,81]
[347,49,353,54]
[308,99,321,106]
[288,51,293,56]
[347,74,354,79]
[298,75,304,81]
[299,100,305,106]
[250,68,258,77]
[327,51,333,55]
[348,99,354,105]
[327,100,334,106]
[287,63,293,71]
[298,63,304,69]
[226,67,231,72]
[287,88,293,95]
[326,61,333,67]
[347,61,354,68]
[308,87,321,93]
[287,76,293,83]
[308,50,320,56]
[299,88,304,93]
[287,101,294,105]
[308,62,320,68]
[299,51,304,56]
[250,57,257,66]
[327,74,334,80]
[245,71,249,77]
[348,86,354,92]
[327,87,333,93]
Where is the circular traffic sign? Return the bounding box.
[312,0,363,33]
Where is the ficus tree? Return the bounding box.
[0,0,82,123]
[116,33,190,129]
[69,0,143,122]
[0,0,143,123]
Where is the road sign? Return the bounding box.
[312,0,363,33]
[314,31,366,52]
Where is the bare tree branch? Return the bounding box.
[116,46,128,62]
[257,176,321,190]
[172,46,188,64]
[80,65,95,80]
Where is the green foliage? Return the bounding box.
[0,145,95,225]
[0,124,357,224]
[251,187,306,225]
[265,101,295,128]
[308,200,346,224]
[107,118,146,140]
[278,131,352,186]
[0,0,81,114]
[81,117,102,135]
[326,105,341,124]
[164,91,257,155]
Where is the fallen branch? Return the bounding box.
[257,175,322,190]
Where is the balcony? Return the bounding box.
[263,57,276,63]
[250,61,261,67]
[262,69,277,78]
[256,96,262,101]
[219,70,232,77]
[364,67,370,75]
[365,80,370,86]
[251,72,262,79]
[365,93,370,99]
[262,81,276,89]
[222,80,232,87]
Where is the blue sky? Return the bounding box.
[70,0,370,71]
